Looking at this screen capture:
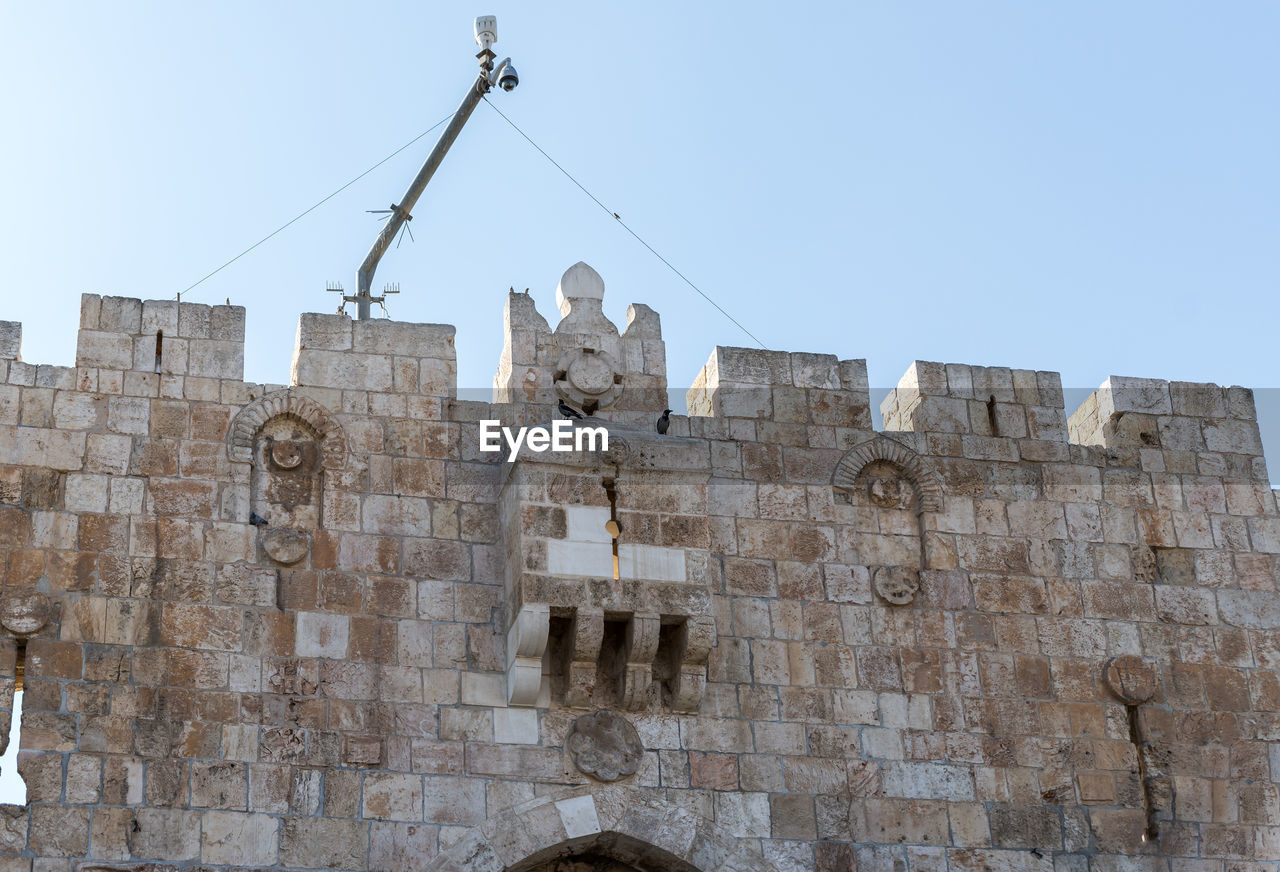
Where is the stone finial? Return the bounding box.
[556,261,605,318]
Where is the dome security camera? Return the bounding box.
[497,61,519,92]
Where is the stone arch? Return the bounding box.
[833,434,943,515]
[225,390,346,469]
[426,787,780,872]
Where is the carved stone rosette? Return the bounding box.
[873,566,920,606]
[554,347,625,414]
[566,710,643,782]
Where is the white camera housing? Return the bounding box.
[474,15,497,51]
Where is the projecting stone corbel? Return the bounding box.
[621,612,660,711]
[506,603,550,706]
[670,615,716,714]
[563,608,604,709]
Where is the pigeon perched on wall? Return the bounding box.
[249,512,268,527]
[656,409,671,434]
[558,400,584,419]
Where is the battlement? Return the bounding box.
[880,359,1066,437]
[292,312,456,397]
[686,346,871,428]
[0,285,1266,483]
[76,294,245,380]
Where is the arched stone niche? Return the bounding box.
[427,787,779,872]
[833,435,944,602]
[226,390,347,469]
[832,434,942,515]
[226,391,346,565]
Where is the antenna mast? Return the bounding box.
[342,15,519,319]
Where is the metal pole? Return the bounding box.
[354,66,492,319]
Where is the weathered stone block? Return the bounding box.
[0,322,20,361]
[353,320,456,358]
[77,330,134,370]
[296,612,350,658]
[294,348,393,392]
[201,810,279,865]
[362,773,423,821]
[280,817,370,868]
[128,808,201,860]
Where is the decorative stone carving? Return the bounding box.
[243,403,333,567]
[226,389,346,469]
[600,434,631,468]
[873,566,920,606]
[554,347,624,414]
[269,440,306,469]
[260,726,306,763]
[669,615,716,714]
[262,527,309,565]
[621,613,660,711]
[563,608,604,709]
[833,435,944,515]
[566,710,643,782]
[1105,655,1159,704]
[507,604,551,706]
[867,472,910,509]
[0,588,51,635]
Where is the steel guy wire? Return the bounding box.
[482,96,766,349]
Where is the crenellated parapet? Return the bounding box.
[291,313,456,398]
[76,294,245,383]
[686,345,871,428]
[1069,375,1267,481]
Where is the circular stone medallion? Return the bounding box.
[262,527,309,565]
[554,348,624,412]
[1105,655,1158,704]
[0,589,51,636]
[873,566,920,606]
[270,440,305,470]
[567,353,615,395]
[566,710,643,782]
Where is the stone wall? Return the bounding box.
[0,264,1276,871]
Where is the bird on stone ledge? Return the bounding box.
[249,512,268,527]
[558,399,584,420]
[656,409,671,434]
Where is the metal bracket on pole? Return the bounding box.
[345,18,516,320]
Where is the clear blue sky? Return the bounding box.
[2,3,1277,475]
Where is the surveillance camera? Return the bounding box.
[497,61,518,92]
[474,15,497,50]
